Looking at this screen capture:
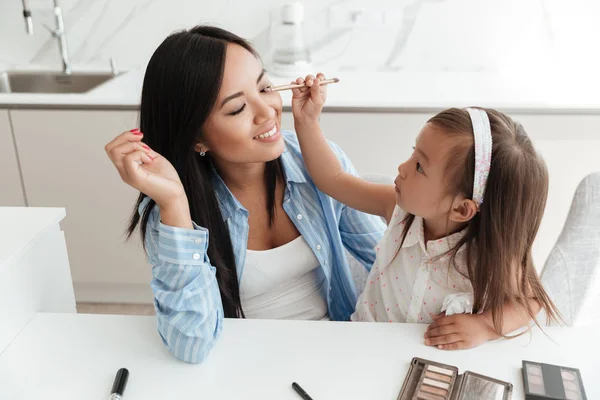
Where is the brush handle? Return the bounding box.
[270,78,339,92]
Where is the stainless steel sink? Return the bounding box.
[0,71,119,94]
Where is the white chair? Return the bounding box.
[541,172,600,327]
[0,207,76,353]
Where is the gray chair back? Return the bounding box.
[541,172,600,327]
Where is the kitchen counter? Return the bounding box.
[1,67,600,114]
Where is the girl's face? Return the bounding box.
[200,43,284,165]
[394,123,467,220]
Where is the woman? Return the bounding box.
[105,26,385,363]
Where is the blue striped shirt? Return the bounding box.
[140,131,385,363]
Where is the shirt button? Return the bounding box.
[192,253,201,260]
[297,214,303,220]
[194,238,202,244]
[285,198,291,203]
[316,244,321,250]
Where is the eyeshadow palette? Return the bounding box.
[397,358,512,400]
[522,361,587,400]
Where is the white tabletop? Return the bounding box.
[0,207,65,267]
[1,313,598,399]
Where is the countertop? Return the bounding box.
[1,66,600,113]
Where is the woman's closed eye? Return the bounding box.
[228,104,246,116]
[228,83,273,116]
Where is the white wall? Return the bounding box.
[1,0,598,75]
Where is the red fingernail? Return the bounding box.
[142,145,150,150]
[130,128,139,132]
[134,132,143,136]
[147,154,154,160]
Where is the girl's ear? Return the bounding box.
[449,195,478,223]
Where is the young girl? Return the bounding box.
[290,74,560,350]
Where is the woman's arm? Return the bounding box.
[291,74,397,223]
[143,198,224,363]
[106,131,222,363]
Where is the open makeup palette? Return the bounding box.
[397,357,513,400]
[522,360,587,400]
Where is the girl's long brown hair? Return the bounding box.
[400,107,561,336]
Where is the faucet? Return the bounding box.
[21,0,72,75]
[21,0,34,35]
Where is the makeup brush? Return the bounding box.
[268,78,340,92]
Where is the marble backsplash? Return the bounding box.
[0,0,598,77]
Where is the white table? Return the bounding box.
[1,313,598,400]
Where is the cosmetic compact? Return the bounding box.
[522,360,587,400]
[397,357,513,400]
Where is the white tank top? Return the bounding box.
[240,236,330,320]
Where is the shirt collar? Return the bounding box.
[400,215,421,249]
[211,165,245,221]
[211,142,307,220]
[401,215,467,255]
[279,142,308,184]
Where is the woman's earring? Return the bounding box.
[199,149,206,156]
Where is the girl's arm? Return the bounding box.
[424,266,541,350]
[292,74,397,222]
[423,300,541,350]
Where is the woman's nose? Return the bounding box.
[254,98,276,125]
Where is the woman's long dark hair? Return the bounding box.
[128,26,284,318]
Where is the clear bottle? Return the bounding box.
[271,2,312,76]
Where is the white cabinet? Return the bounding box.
[283,111,600,270]
[10,110,152,303]
[0,109,26,206]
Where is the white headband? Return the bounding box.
[465,108,493,207]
